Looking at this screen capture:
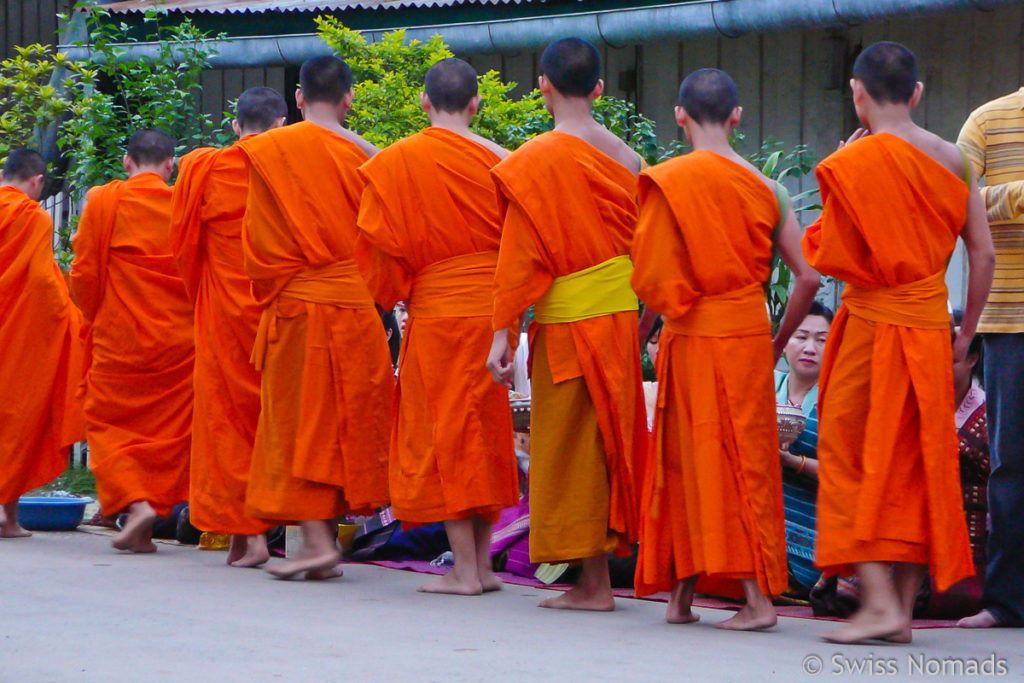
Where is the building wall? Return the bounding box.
[1,0,72,58]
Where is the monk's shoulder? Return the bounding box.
[467,133,508,160]
[595,127,642,173]
[920,133,966,180]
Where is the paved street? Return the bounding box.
[2,530,1020,682]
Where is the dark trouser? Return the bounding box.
[982,334,1024,626]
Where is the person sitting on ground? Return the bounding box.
[774,302,833,593]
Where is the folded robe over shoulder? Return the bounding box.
[356,128,519,525]
[491,130,647,563]
[240,121,393,523]
[0,186,85,503]
[631,151,787,599]
[802,133,974,591]
[70,173,194,518]
[170,139,270,536]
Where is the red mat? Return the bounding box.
[364,560,957,629]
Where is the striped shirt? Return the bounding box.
[958,87,1024,333]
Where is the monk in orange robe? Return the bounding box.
[487,38,647,611]
[356,58,519,595]
[171,88,288,568]
[0,150,86,538]
[240,56,393,580]
[631,69,820,629]
[71,130,195,554]
[803,42,995,644]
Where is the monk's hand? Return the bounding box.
[838,128,869,150]
[952,328,974,364]
[487,330,515,387]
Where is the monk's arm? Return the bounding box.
[68,192,103,322]
[955,182,996,362]
[772,210,820,363]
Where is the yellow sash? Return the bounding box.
[534,254,639,324]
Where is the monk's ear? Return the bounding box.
[231,119,243,137]
[341,90,355,111]
[674,105,688,127]
[909,81,924,109]
[538,74,551,96]
[590,78,605,101]
[467,94,482,116]
[420,91,431,114]
[295,87,305,110]
[122,154,132,174]
[272,116,287,130]
[729,106,743,129]
[29,173,45,200]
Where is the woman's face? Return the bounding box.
[647,329,661,366]
[784,314,830,382]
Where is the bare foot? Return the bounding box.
[227,535,247,565]
[0,523,32,538]
[418,571,484,596]
[231,548,271,568]
[883,626,913,644]
[480,571,504,593]
[305,566,344,581]
[131,540,157,554]
[823,606,907,644]
[267,549,340,580]
[666,579,700,624]
[539,585,615,612]
[957,609,1001,629]
[716,603,778,631]
[111,504,157,551]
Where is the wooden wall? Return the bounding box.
[0,0,72,58]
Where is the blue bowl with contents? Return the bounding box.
[17,496,94,531]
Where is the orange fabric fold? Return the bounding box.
[71,173,194,517]
[356,128,518,524]
[0,187,86,502]
[631,150,786,599]
[803,133,973,591]
[169,140,269,535]
[240,121,392,522]
[491,130,646,560]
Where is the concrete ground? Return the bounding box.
[2,530,1020,683]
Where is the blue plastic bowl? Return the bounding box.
[17,496,94,531]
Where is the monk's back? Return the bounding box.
[201,145,249,238]
[94,174,192,371]
[369,128,503,270]
[644,150,778,295]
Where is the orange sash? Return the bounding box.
[251,259,374,370]
[842,271,949,329]
[663,282,770,337]
[409,251,497,319]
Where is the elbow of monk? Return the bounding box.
[795,271,821,292]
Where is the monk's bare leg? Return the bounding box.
[266,520,341,580]
[473,517,502,593]
[886,562,927,643]
[539,555,615,611]
[112,500,157,551]
[824,562,907,643]
[666,575,700,624]
[231,533,270,568]
[0,501,31,538]
[419,518,483,595]
[716,579,777,631]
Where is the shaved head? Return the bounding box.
[853,41,918,104]
[540,38,601,97]
[2,148,45,182]
[424,58,479,113]
[127,129,175,166]
[299,55,353,105]
[236,87,288,132]
[678,68,739,125]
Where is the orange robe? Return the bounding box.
[0,187,85,503]
[491,131,646,563]
[170,138,270,536]
[631,151,787,599]
[239,121,392,523]
[803,133,974,591]
[356,128,519,525]
[70,173,194,517]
